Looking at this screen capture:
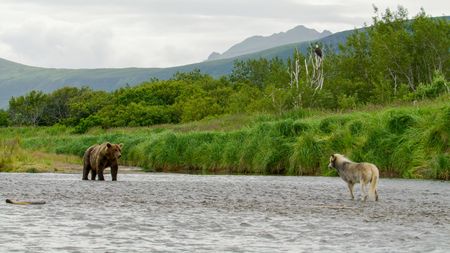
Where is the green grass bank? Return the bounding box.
[1,97,449,180]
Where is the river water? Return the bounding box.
[1,173,449,252]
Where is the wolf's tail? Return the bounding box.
[369,166,379,201]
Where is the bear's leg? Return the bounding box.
[82,147,93,180]
[111,164,118,181]
[98,169,105,181]
[91,169,97,180]
[82,164,90,180]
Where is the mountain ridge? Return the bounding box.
[207,25,332,61]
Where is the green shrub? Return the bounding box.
[387,111,416,134]
[74,115,104,134]
[337,94,358,110]
[273,119,309,138]
[0,109,9,127]
[426,106,450,152]
[289,133,325,175]
[414,72,449,100]
[319,116,350,134]
[432,154,450,180]
[348,120,364,136]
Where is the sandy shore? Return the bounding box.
[0,173,449,252]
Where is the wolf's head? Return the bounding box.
[328,153,347,169]
[328,154,337,169]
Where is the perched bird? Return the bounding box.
[314,44,322,59]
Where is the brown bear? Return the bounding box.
[82,142,123,181]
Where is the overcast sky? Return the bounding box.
[0,0,447,69]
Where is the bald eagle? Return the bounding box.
[314,44,322,59]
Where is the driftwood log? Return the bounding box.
[6,199,46,205]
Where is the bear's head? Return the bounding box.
[106,143,123,160]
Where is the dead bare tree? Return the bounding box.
[287,48,303,108]
[288,48,301,89]
[307,49,324,91]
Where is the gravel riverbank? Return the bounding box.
[1,173,449,252]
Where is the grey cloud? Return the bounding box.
[1,0,363,24]
[0,0,447,68]
[0,18,115,68]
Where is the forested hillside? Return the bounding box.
[1,8,448,132]
[0,28,348,108]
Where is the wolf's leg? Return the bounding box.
[375,189,379,201]
[361,180,368,201]
[347,183,355,200]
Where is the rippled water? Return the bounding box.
[1,173,449,252]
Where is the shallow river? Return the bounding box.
[1,173,449,252]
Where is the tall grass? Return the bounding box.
[0,136,81,172]
[0,138,21,171]
[2,96,449,179]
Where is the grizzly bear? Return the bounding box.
[82,142,123,181]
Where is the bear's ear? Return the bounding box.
[118,143,124,149]
[106,142,112,148]
[330,154,336,161]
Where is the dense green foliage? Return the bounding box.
[3,97,448,179]
[4,8,449,132]
[0,109,8,126]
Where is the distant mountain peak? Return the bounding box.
[322,29,332,35]
[207,52,221,61]
[207,25,332,61]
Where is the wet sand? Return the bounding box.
[1,173,449,252]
